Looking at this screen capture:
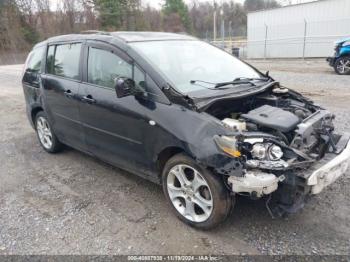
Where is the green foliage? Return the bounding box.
[93,0,124,29]
[20,25,39,45]
[0,0,256,53]
[93,0,143,30]
[0,0,39,50]
[162,0,192,32]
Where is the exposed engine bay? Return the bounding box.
[206,86,338,167]
[204,85,346,217]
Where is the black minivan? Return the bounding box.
[22,32,350,229]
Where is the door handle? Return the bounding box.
[32,80,40,87]
[82,95,96,104]
[64,90,74,98]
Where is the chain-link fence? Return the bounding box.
[247,17,350,59]
[211,39,248,59]
[210,17,349,59]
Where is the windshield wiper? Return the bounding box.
[190,79,256,89]
[190,76,271,89]
[233,77,271,82]
[214,79,257,88]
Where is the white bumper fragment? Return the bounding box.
[228,171,283,198]
[307,140,350,194]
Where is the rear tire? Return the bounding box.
[35,111,63,153]
[334,56,350,75]
[162,154,233,229]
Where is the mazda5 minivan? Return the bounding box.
[22,32,350,229]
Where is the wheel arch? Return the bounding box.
[157,146,186,179]
[31,106,44,125]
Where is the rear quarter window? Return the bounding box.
[23,46,45,85]
[25,46,45,73]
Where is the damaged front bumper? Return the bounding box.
[227,134,350,198]
[307,136,350,194]
[326,56,337,67]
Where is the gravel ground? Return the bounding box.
[0,60,349,255]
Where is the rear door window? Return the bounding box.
[46,43,82,80]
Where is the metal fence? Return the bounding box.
[211,39,248,59]
[246,18,350,59]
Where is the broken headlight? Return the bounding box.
[214,135,242,158]
[251,143,283,161]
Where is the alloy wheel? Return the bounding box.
[336,58,350,74]
[166,164,213,223]
[36,116,53,149]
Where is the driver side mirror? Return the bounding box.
[114,77,148,99]
[114,77,137,98]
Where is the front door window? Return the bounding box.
[87,47,132,88]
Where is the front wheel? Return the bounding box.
[334,56,350,75]
[162,154,233,229]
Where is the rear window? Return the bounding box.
[25,46,45,73]
[46,43,81,80]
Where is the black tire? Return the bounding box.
[35,111,63,153]
[334,56,350,75]
[162,153,233,229]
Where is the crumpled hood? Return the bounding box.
[191,82,277,111]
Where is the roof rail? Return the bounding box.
[80,30,111,35]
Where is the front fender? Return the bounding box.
[339,45,350,56]
[145,103,244,177]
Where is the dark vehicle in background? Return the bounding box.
[327,37,350,75]
[22,32,350,229]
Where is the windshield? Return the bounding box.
[130,40,262,94]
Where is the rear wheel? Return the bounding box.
[162,154,233,229]
[35,111,63,153]
[334,56,350,75]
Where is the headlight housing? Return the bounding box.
[214,135,284,161]
[251,143,283,161]
[268,144,284,160]
[214,135,241,158]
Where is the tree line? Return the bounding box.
[0,0,280,53]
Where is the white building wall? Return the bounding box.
[247,0,350,58]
